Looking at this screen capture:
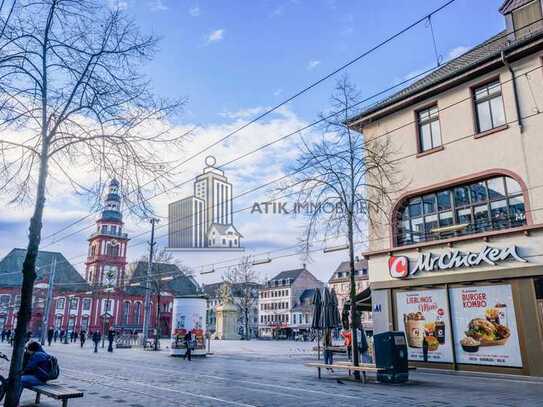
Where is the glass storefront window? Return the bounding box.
[395,176,526,246]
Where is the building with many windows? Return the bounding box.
[0,180,200,338]
[258,266,323,338]
[348,0,543,376]
[328,260,372,330]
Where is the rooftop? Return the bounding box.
[348,21,543,127]
[125,261,201,297]
[0,248,90,292]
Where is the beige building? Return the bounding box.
[348,0,543,376]
[258,266,323,338]
[328,260,372,330]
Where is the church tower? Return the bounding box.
[85,179,129,288]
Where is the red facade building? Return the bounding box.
[0,179,200,338]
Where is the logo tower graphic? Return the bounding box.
[168,156,243,251]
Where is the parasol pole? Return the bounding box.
[317,329,320,360]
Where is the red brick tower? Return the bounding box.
[85,179,129,288]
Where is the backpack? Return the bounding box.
[47,355,60,380]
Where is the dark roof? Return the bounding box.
[125,261,201,296]
[499,0,533,14]
[269,268,306,282]
[0,248,90,292]
[349,25,543,126]
[202,281,262,299]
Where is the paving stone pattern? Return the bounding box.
[0,341,541,407]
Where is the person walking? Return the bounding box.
[59,330,65,343]
[183,330,193,361]
[107,329,115,353]
[53,329,59,343]
[69,330,74,343]
[6,329,12,345]
[341,329,353,361]
[1,328,5,342]
[323,329,334,371]
[80,330,86,348]
[47,327,54,346]
[74,330,79,342]
[92,330,101,353]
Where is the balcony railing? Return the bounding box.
[90,231,128,239]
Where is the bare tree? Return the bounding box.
[223,256,260,340]
[0,2,186,404]
[279,76,399,377]
[144,248,193,349]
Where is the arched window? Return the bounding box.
[395,175,526,246]
[134,302,142,325]
[123,301,130,325]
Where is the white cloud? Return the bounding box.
[306,60,320,70]
[273,89,283,97]
[189,6,200,16]
[0,103,361,285]
[149,0,168,11]
[207,29,225,44]
[446,45,471,61]
[220,107,268,120]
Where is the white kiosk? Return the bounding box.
[170,295,207,357]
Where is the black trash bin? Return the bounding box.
[374,331,409,383]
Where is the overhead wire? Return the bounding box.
[39,0,458,243]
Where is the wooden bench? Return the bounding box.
[30,383,84,407]
[305,362,380,383]
[305,362,416,384]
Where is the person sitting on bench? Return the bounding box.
[17,341,52,400]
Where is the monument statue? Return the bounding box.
[215,282,240,340]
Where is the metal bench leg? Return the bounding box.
[62,399,68,407]
[317,367,321,379]
[362,371,367,384]
[35,392,41,405]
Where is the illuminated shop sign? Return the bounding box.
[388,246,527,279]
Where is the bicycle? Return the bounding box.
[0,352,8,401]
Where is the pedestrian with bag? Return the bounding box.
[183,330,193,361]
[16,341,59,400]
[92,330,101,353]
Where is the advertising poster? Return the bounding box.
[450,285,522,367]
[395,289,454,363]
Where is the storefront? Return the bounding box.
[368,232,543,376]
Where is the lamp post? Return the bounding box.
[38,257,57,345]
[143,218,158,345]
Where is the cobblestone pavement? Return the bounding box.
[1,341,542,407]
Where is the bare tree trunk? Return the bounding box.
[348,211,361,380]
[5,140,50,407]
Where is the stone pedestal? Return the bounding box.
[215,303,240,340]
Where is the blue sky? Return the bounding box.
[0,0,508,283]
